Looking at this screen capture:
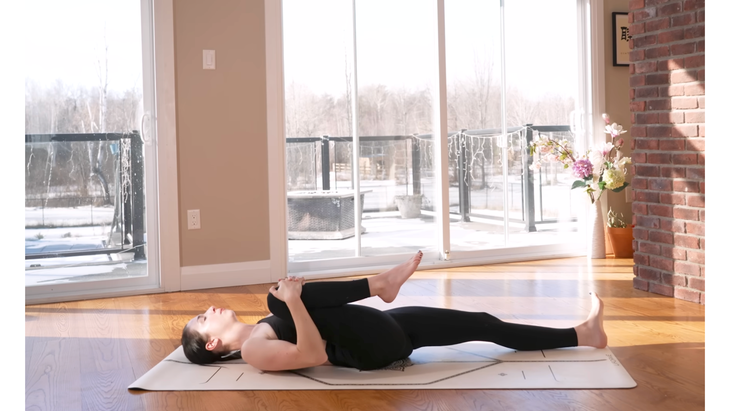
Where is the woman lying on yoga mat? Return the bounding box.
[181,251,608,371]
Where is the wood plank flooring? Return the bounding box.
[25,257,705,411]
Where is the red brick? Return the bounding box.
[685,25,705,39]
[646,17,670,32]
[662,244,687,259]
[673,180,699,193]
[671,70,698,84]
[684,83,705,95]
[636,139,659,149]
[636,165,661,177]
[638,266,663,282]
[700,236,705,249]
[661,218,686,233]
[646,45,671,59]
[650,282,674,297]
[686,221,704,236]
[630,63,636,75]
[630,48,645,62]
[675,234,700,249]
[671,124,698,137]
[647,179,671,192]
[688,276,705,292]
[634,227,650,241]
[646,73,671,85]
[648,153,672,164]
[684,0,705,11]
[634,252,650,265]
[633,277,649,291]
[661,85,686,96]
[648,203,673,217]
[629,0,646,9]
[633,34,658,48]
[686,139,704,152]
[699,125,705,136]
[658,58,684,71]
[673,153,698,164]
[660,192,686,205]
[698,40,705,53]
[700,292,704,305]
[673,207,699,221]
[649,230,674,244]
[675,260,702,275]
[687,249,704,264]
[698,153,705,167]
[635,8,658,21]
[671,96,698,109]
[674,287,700,303]
[639,241,662,255]
[637,215,661,229]
[661,272,686,286]
[646,0,670,6]
[659,139,685,151]
[658,2,683,15]
[698,96,705,108]
[685,110,704,123]
[630,23,647,37]
[658,28,685,43]
[636,190,661,203]
[646,99,671,111]
[660,167,686,178]
[685,55,704,68]
[635,89,658,100]
[631,125,648,137]
[671,12,696,26]
[671,42,696,55]
[636,112,683,124]
[686,194,704,207]
[652,256,675,272]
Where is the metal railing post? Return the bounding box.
[411,136,421,195]
[458,129,470,222]
[321,135,330,191]
[131,131,146,259]
[523,124,537,232]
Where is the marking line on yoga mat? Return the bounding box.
[128,342,637,391]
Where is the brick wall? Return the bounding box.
[628,0,705,304]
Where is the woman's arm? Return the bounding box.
[241,278,328,371]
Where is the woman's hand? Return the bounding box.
[269,276,305,303]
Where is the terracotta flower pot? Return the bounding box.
[607,226,634,258]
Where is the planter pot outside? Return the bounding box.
[394,194,423,219]
[607,226,634,258]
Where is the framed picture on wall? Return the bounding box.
[612,12,631,66]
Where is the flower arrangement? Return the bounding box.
[528,113,632,204]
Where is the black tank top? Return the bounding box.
[257,315,298,344]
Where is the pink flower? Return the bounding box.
[571,158,593,179]
[602,113,610,124]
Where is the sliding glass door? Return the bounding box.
[25,0,161,301]
[282,0,591,271]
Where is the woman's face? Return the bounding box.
[186,305,238,342]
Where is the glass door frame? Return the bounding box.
[272,0,603,279]
[25,0,181,304]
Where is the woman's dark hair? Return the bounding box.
[181,324,241,365]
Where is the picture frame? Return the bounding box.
[612,12,631,66]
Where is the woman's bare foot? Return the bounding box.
[575,293,608,348]
[370,251,423,303]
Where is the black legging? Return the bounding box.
[266,278,578,371]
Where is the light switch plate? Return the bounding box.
[203,50,215,70]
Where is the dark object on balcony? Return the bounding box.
[287,190,369,240]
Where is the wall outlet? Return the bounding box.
[188,209,201,230]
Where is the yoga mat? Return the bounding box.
[129,342,636,390]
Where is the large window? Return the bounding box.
[282,0,591,270]
[25,0,161,300]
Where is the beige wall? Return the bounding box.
[174,0,270,267]
[603,0,633,227]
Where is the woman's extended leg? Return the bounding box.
[386,293,607,351]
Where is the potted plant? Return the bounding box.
[606,207,634,258]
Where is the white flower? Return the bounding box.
[602,113,610,124]
[602,168,626,190]
[605,122,627,137]
[529,161,541,171]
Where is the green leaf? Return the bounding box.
[598,181,606,190]
[611,182,629,193]
[571,180,586,190]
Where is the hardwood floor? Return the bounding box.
[25,257,705,411]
